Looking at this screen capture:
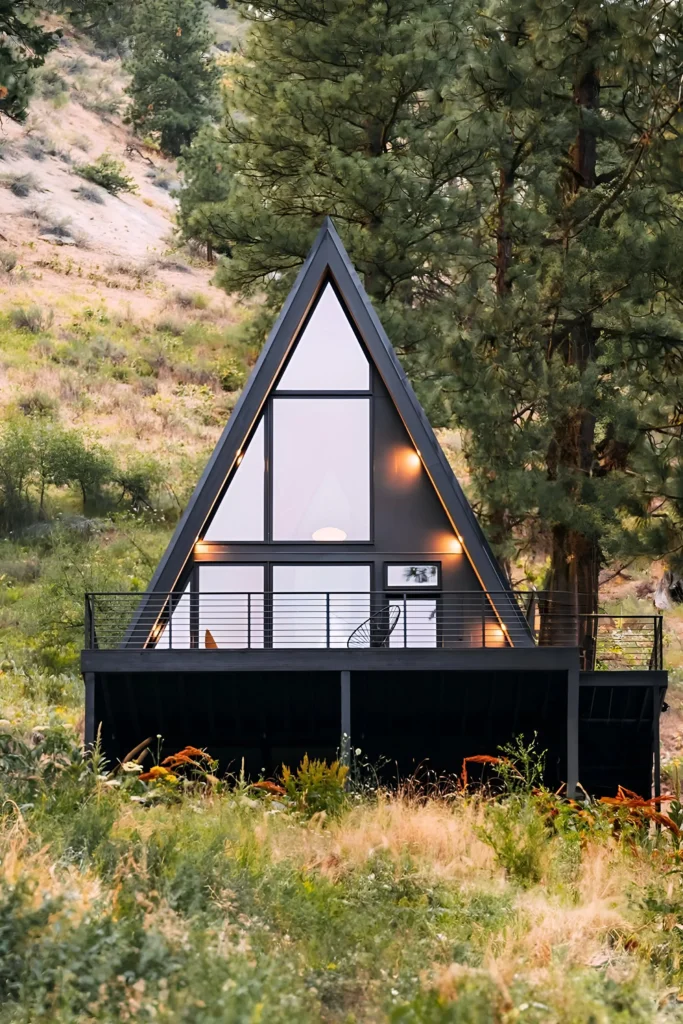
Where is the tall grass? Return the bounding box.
[0,726,682,1022]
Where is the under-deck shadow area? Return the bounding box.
[94,669,569,787]
[351,670,568,789]
[94,671,341,778]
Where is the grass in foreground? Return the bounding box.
[1,730,683,1023]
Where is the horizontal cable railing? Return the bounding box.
[84,591,664,670]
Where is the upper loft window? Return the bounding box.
[273,397,370,541]
[276,282,370,391]
[204,420,264,542]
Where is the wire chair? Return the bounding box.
[347,604,401,648]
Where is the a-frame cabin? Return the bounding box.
[83,219,667,796]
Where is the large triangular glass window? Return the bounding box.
[203,420,264,541]
[276,282,369,391]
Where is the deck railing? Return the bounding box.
[84,590,664,671]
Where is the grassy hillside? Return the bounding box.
[0,18,256,729]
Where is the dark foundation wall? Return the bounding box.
[93,669,569,786]
[579,685,657,798]
[351,670,568,788]
[94,671,341,777]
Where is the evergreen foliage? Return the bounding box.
[445,0,683,609]
[124,0,220,157]
[177,124,231,261]
[0,0,59,122]
[180,0,481,390]
[192,0,683,608]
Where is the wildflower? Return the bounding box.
[121,761,144,773]
[251,780,286,796]
[139,765,176,782]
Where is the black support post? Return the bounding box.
[653,684,661,801]
[340,670,351,765]
[567,664,579,797]
[84,672,95,748]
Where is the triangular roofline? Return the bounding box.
[131,217,532,646]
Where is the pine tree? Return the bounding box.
[0,1,59,122]
[177,124,232,262]
[446,0,683,623]
[189,0,481,404]
[124,0,220,157]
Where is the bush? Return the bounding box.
[17,390,59,418]
[76,153,137,196]
[173,289,208,310]
[0,249,17,273]
[34,66,70,103]
[23,136,47,161]
[8,172,38,198]
[280,755,349,819]
[217,356,247,392]
[74,183,105,204]
[9,305,53,334]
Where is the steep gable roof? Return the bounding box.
[134,218,531,644]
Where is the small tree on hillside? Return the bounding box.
[177,124,231,261]
[124,0,219,157]
[0,1,59,122]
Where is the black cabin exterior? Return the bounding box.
[82,220,667,796]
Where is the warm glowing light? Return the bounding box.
[235,451,244,466]
[406,450,421,471]
[312,526,348,542]
[492,627,505,643]
[449,536,463,554]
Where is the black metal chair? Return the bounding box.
[347,604,401,648]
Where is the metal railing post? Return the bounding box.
[247,592,251,649]
[85,594,94,649]
[403,593,407,648]
[482,592,486,647]
[326,592,331,649]
[168,592,173,649]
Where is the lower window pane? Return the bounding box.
[199,565,264,649]
[389,599,437,648]
[273,565,370,648]
[155,585,190,649]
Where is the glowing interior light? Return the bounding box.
[312,526,348,542]
[492,627,505,643]
[235,451,244,466]
[450,537,463,553]
[406,450,421,470]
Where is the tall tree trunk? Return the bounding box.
[495,165,514,297]
[546,64,601,660]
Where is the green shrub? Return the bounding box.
[281,755,349,819]
[115,456,164,509]
[216,355,247,392]
[8,172,38,198]
[0,249,17,274]
[480,795,550,886]
[17,390,59,418]
[173,289,208,309]
[76,153,137,196]
[9,305,53,334]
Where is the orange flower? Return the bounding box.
[161,745,212,768]
[251,780,286,796]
